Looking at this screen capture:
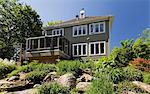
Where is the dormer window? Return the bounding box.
[89,22,105,35]
[52,28,64,36]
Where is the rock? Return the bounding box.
[78,73,93,82]
[8,76,19,81]
[132,81,150,93]
[18,72,27,80]
[121,91,136,94]
[57,73,76,89]
[76,82,91,92]
[33,84,40,88]
[83,68,92,75]
[43,72,57,82]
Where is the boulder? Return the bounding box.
[18,72,27,81]
[57,73,76,89]
[83,68,92,75]
[8,76,19,81]
[76,82,91,92]
[77,73,93,82]
[132,81,150,93]
[43,72,57,82]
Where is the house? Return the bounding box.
[25,9,114,63]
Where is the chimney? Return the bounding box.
[76,15,79,20]
[79,8,86,19]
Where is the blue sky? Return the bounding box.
[21,0,149,51]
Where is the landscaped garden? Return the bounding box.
[0,31,149,94]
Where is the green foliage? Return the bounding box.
[38,82,70,94]
[132,38,150,59]
[47,20,63,26]
[116,81,148,94]
[143,72,150,84]
[80,60,95,71]
[0,0,42,59]
[57,60,82,76]
[8,61,56,77]
[25,71,48,84]
[88,72,114,94]
[95,66,143,84]
[0,64,16,79]
[123,66,143,82]
[141,28,150,43]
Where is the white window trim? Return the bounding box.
[89,41,106,56]
[72,43,87,57]
[73,25,87,37]
[51,28,64,36]
[89,22,105,35]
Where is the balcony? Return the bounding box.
[25,35,70,63]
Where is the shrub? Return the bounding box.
[88,72,114,94]
[95,67,143,84]
[143,72,150,84]
[0,64,16,79]
[38,82,70,94]
[25,71,48,84]
[116,81,148,94]
[57,60,82,76]
[131,58,150,72]
[8,61,56,77]
[80,60,95,71]
[123,66,143,82]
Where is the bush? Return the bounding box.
[116,81,148,94]
[57,60,82,76]
[38,82,70,94]
[80,60,95,71]
[0,64,16,79]
[95,67,143,84]
[123,66,143,82]
[88,72,114,94]
[131,58,150,72]
[143,72,150,84]
[25,71,48,84]
[8,61,56,77]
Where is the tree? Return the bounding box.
[0,0,43,59]
[141,28,150,43]
[47,20,63,26]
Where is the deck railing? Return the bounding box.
[26,35,70,55]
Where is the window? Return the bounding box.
[52,29,64,36]
[89,22,105,34]
[73,43,87,56]
[89,41,106,55]
[73,25,87,37]
[40,38,44,48]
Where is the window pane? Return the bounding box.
[74,45,77,55]
[34,39,38,49]
[46,37,51,47]
[40,38,44,48]
[57,30,59,34]
[95,24,99,32]
[100,23,104,32]
[100,43,104,53]
[95,43,99,54]
[90,24,93,33]
[78,26,82,35]
[83,45,86,55]
[90,44,94,54]
[83,26,86,34]
[53,30,55,35]
[47,31,51,35]
[60,29,62,35]
[78,45,81,55]
[74,27,77,35]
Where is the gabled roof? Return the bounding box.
[43,15,114,30]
